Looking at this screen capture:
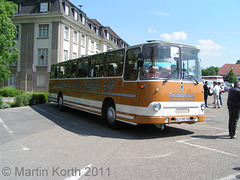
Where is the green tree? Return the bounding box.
[202,66,219,76]
[226,69,237,83]
[236,60,240,64]
[0,0,19,82]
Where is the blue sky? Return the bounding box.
[71,0,240,68]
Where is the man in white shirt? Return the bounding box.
[213,81,221,108]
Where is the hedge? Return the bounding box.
[0,96,2,109]
[0,87,25,97]
[14,93,48,107]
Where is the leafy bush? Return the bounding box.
[0,87,25,97]
[14,93,48,107]
[0,96,2,109]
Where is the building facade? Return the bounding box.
[2,0,128,92]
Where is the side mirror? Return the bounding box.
[137,53,144,68]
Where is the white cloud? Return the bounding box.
[196,40,223,50]
[160,31,188,41]
[197,40,223,57]
[152,12,170,16]
[148,28,157,34]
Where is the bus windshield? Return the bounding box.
[140,43,180,79]
[181,47,201,81]
[140,43,201,81]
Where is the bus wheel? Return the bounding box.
[104,103,121,129]
[58,94,64,111]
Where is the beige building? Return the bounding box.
[2,0,128,92]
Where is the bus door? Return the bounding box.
[122,47,141,106]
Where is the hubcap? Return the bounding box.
[59,97,63,107]
[107,107,115,123]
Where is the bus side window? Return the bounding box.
[55,64,59,78]
[105,49,124,77]
[66,60,77,78]
[124,48,141,80]
[89,54,104,77]
[59,62,68,78]
[50,65,55,79]
[77,58,88,77]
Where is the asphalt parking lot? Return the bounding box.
[0,92,239,180]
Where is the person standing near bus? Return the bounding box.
[227,81,240,139]
[203,81,210,107]
[218,82,224,106]
[213,81,221,108]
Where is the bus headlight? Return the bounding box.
[152,102,161,112]
[195,116,199,122]
[201,103,206,111]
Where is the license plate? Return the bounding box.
[176,117,190,122]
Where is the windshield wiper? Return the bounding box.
[183,70,199,85]
[162,68,178,85]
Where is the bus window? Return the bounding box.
[105,49,125,77]
[66,60,77,78]
[89,54,104,77]
[59,62,68,78]
[77,58,88,77]
[55,64,59,78]
[124,48,141,81]
[50,65,55,79]
[181,47,201,80]
[140,44,179,79]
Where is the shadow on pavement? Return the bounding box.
[31,103,194,140]
[192,135,230,139]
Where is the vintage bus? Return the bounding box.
[48,41,205,129]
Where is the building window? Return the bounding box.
[96,43,100,50]
[64,50,68,61]
[82,16,85,25]
[81,34,85,47]
[74,11,78,21]
[37,75,46,87]
[65,5,69,15]
[40,2,48,12]
[14,4,19,14]
[15,25,19,39]
[39,24,49,38]
[73,52,77,59]
[8,74,16,88]
[64,26,69,40]
[73,31,78,44]
[90,41,94,52]
[8,59,18,66]
[38,49,48,66]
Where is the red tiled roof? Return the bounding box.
[90,19,102,26]
[105,26,120,39]
[218,64,240,76]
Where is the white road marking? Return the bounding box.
[0,118,29,151]
[64,164,92,180]
[217,173,240,180]
[177,138,240,157]
[146,153,173,159]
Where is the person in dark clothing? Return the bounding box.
[227,80,240,139]
[203,81,210,107]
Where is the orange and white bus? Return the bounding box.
[48,41,205,129]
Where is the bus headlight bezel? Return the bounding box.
[152,102,161,112]
[201,103,206,111]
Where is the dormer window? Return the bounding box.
[65,5,70,15]
[40,2,48,12]
[74,11,78,20]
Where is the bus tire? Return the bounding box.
[58,94,64,111]
[104,102,121,129]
